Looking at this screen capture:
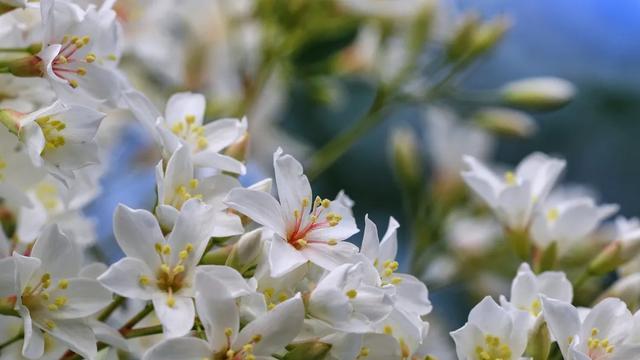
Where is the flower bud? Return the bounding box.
[500,77,575,111]
[447,14,480,61]
[468,17,509,57]
[226,229,263,273]
[283,341,332,360]
[5,55,43,78]
[588,241,622,275]
[599,273,640,309]
[473,107,537,138]
[199,246,233,265]
[0,109,25,135]
[524,320,551,360]
[389,126,422,191]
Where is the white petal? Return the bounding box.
[191,151,246,175]
[301,242,358,271]
[379,216,400,262]
[225,188,285,238]
[273,148,312,227]
[0,257,17,297]
[164,92,205,126]
[194,270,239,352]
[48,278,112,319]
[89,320,129,351]
[31,224,80,279]
[21,308,44,359]
[203,117,246,152]
[268,236,307,277]
[393,274,432,315]
[98,258,155,300]
[360,215,380,262]
[468,296,512,340]
[152,293,195,339]
[234,295,305,356]
[39,319,97,360]
[541,296,580,359]
[196,265,253,298]
[113,204,164,270]
[142,337,211,360]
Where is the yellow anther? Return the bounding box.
[383,325,393,335]
[293,209,300,219]
[504,171,517,185]
[54,296,67,307]
[267,303,275,310]
[42,273,51,282]
[162,244,171,255]
[591,328,599,336]
[42,279,51,289]
[139,275,150,286]
[81,36,90,44]
[85,53,96,63]
[359,347,370,357]
[321,199,331,208]
[224,327,233,337]
[107,54,117,61]
[185,115,196,124]
[185,243,194,252]
[166,295,176,308]
[179,250,189,260]
[45,320,56,329]
[242,344,253,352]
[160,264,171,274]
[69,80,79,88]
[277,292,288,302]
[57,55,68,64]
[391,277,403,285]
[263,288,274,298]
[302,197,310,207]
[171,122,184,135]
[76,67,87,76]
[296,239,308,248]
[226,350,235,358]
[389,261,399,270]
[346,289,358,299]
[196,137,208,150]
[155,243,163,253]
[57,279,69,289]
[546,208,559,221]
[41,292,50,300]
[47,304,58,311]
[251,334,262,343]
[327,239,337,246]
[383,268,393,277]
[189,179,199,188]
[173,265,185,274]
[246,355,255,360]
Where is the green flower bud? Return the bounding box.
[500,77,575,111]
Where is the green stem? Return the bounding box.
[307,87,388,180]
[97,296,125,322]
[0,331,23,350]
[0,48,29,53]
[120,303,153,332]
[124,324,164,339]
[573,270,592,290]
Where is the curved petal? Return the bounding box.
[152,293,195,339]
[225,189,285,237]
[113,204,164,270]
[142,337,211,360]
[273,148,312,226]
[48,278,112,319]
[234,295,305,356]
[164,92,205,126]
[194,270,239,352]
[31,224,80,279]
[268,236,307,278]
[98,257,155,300]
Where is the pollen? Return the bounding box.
[327,239,337,246]
[383,325,393,335]
[139,275,150,286]
[54,296,67,307]
[69,80,79,88]
[224,327,233,337]
[45,319,56,329]
[546,208,559,221]
[504,171,517,185]
[57,279,69,289]
[76,67,87,76]
[85,53,96,63]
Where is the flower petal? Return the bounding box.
[194,270,239,352]
[152,293,195,339]
[225,189,285,237]
[268,236,307,277]
[113,204,164,270]
[98,257,155,300]
[142,337,211,360]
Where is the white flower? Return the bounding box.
[0,225,111,359]
[462,152,566,231]
[155,145,243,235]
[0,125,46,207]
[98,199,252,338]
[444,211,501,254]
[359,216,432,356]
[450,296,530,360]
[126,91,248,174]
[308,262,393,333]
[542,297,640,360]
[15,101,104,182]
[142,269,305,360]
[225,148,359,277]
[499,263,572,322]
[530,192,617,255]
[37,0,125,107]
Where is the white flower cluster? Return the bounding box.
[0,1,433,359]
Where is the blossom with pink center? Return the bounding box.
[225,148,359,277]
